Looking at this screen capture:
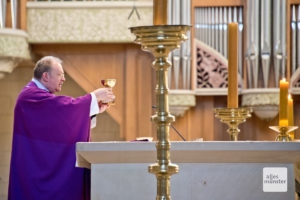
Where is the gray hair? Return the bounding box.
[33,56,62,80]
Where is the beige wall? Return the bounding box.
[0,67,32,200]
[0,66,119,200]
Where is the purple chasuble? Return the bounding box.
[8,81,91,200]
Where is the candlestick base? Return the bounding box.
[269,126,298,142]
[214,107,252,141]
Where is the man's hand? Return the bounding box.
[92,88,115,103]
[98,102,110,113]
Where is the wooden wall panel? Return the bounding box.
[31,43,297,142]
[135,51,156,139]
[20,0,27,30]
[170,94,289,142]
[5,1,12,28]
[124,46,139,139]
[31,43,155,141]
[60,52,125,125]
[172,96,216,141]
[123,45,155,140]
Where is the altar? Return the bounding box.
[76,141,300,200]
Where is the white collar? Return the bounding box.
[32,78,49,92]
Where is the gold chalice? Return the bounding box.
[100,79,116,105]
[101,79,116,88]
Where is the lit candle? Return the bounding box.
[279,78,289,126]
[153,0,168,25]
[288,94,294,139]
[227,23,238,108]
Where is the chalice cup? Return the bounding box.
[100,79,116,105]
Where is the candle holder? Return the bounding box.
[130,25,190,200]
[214,107,252,141]
[269,126,298,141]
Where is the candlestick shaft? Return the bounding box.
[227,23,238,108]
[279,79,289,126]
[130,25,190,200]
[150,51,176,200]
[153,0,168,25]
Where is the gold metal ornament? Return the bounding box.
[101,79,116,88]
[130,25,190,200]
[214,107,252,141]
[269,126,298,141]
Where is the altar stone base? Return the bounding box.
[76,141,300,200]
[91,163,295,200]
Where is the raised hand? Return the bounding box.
[92,88,115,104]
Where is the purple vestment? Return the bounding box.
[8,81,91,200]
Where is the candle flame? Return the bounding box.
[282,78,286,82]
[288,94,292,100]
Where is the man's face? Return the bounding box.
[46,62,65,93]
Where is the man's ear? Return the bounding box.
[41,72,49,82]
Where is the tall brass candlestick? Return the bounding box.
[130,25,189,200]
[214,23,252,141]
[227,23,238,108]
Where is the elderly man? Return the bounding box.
[8,56,115,200]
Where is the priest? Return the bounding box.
[8,56,115,200]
